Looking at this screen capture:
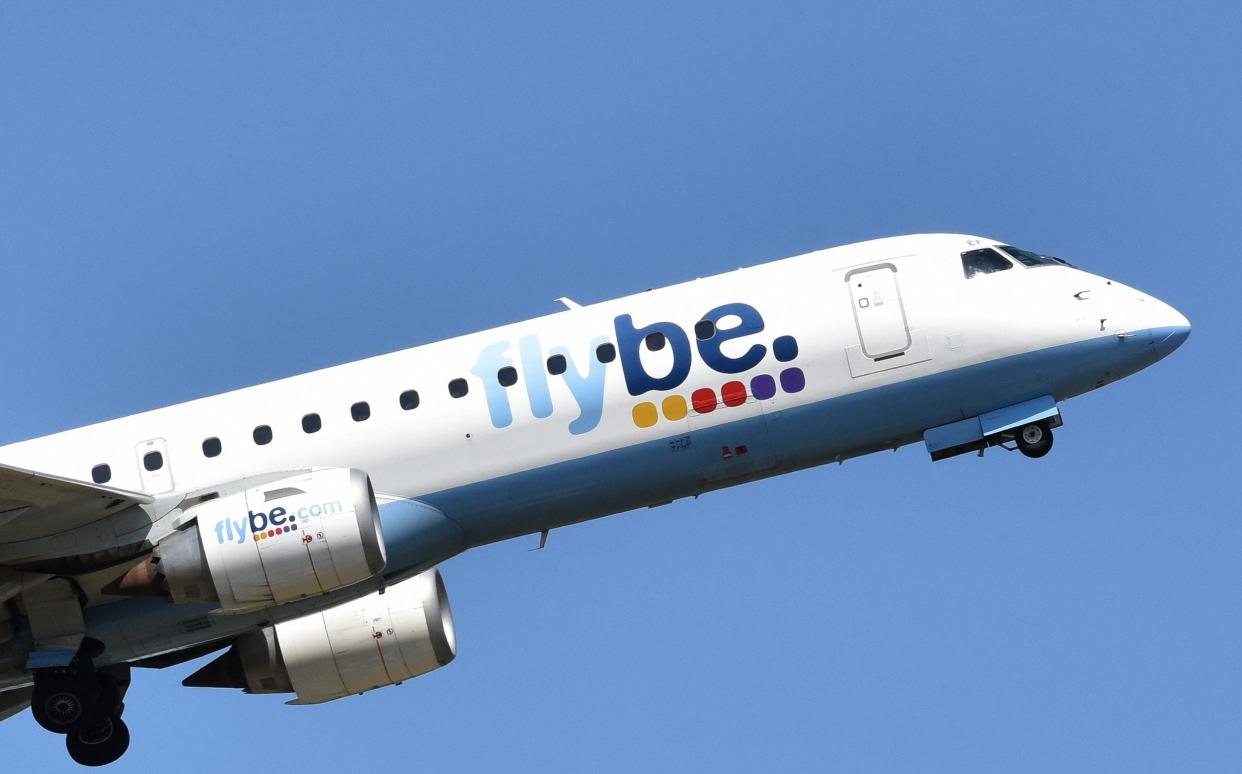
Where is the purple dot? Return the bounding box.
[750,374,776,400]
[779,367,805,393]
[773,335,799,362]
[290,523,298,530]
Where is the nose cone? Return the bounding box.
[1147,299,1191,359]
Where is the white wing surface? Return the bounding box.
[0,462,152,550]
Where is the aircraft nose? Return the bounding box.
[1146,298,1191,358]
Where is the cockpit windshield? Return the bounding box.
[961,248,1013,278]
[999,246,1075,269]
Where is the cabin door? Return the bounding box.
[845,263,912,360]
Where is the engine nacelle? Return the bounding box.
[116,468,386,611]
[184,568,456,704]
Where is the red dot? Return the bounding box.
[267,530,274,537]
[692,388,717,413]
[722,381,747,407]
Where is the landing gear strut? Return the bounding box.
[1015,422,1054,458]
[30,640,131,767]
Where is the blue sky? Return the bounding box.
[1,3,1239,771]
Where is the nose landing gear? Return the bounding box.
[1015,422,1054,458]
[29,640,131,767]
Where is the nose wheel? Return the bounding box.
[1015,422,1054,458]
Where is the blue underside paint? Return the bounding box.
[407,327,1180,552]
[374,497,465,576]
[25,649,77,669]
[75,327,1182,667]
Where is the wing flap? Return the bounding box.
[0,462,152,547]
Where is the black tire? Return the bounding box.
[66,716,130,767]
[31,677,87,734]
[1016,423,1054,458]
[94,673,123,718]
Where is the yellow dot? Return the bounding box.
[632,402,658,428]
[662,395,688,421]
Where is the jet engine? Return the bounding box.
[112,468,386,611]
[184,568,456,704]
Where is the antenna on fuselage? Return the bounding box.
[556,297,581,310]
[530,529,550,551]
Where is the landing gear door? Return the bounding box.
[846,263,912,360]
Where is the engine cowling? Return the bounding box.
[115,468,386,611]
[184,568,456,704]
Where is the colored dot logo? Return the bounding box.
[631,334,804,429]
[751,374,776,400]
[252,523,299,542]
[692,388,716,413]
[662,395,687,420]
[632,402,658,429]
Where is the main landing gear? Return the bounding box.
[29,640,131,767]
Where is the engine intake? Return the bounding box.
[184,568,456,704]
[112,468,386,611]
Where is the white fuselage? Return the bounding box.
[0,233,1189,677]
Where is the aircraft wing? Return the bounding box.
[0,462,153,549]
[0,687,32,723]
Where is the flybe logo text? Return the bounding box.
[214,500,343,545]
[471,302,802,435]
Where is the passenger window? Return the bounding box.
[645,332,666,351]
[596,343,616,363]
[694,320,716,340]
[302,413,322,433]
[351,402,370,422]
[448,378,469,398]
[143,451,164,472]
[546,354,567,375]
[91,464,112,484]
[202,437,222,458]
[961,248,1013,279]
[253,425,273,445]
[498,366,518,387]
[399,390,420,410]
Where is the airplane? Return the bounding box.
[0,233,1188,766]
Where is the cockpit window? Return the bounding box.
[961,248,1013,279]
[999,245,1074,268]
